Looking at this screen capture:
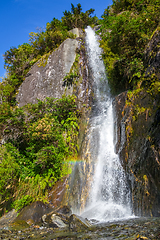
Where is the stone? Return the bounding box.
[42,212,67,228]
[69,214,91,232]
[69,28,80,38]
[42,205,72,228]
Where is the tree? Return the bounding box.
[62,3,97,30]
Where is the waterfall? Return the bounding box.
[81,26,133,222]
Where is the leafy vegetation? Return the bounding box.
[0,95,80,213]
[99,0,160,94]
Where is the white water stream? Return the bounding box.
[81,26,133,222]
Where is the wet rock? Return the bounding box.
[48,177,69,208]
[69,214,91,232]
[42,212,67,228]
[11,220,30,230]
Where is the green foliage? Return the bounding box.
[0,95,80,211]
[0,144,20,202]
[99,0,160,94]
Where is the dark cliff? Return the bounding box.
[114,29,160,217]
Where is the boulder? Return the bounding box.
[42,205,72,228]
[14,201,53,225]
[54,205,72,216]
[42,212,67,228]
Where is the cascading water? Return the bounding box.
[81,26,133,222]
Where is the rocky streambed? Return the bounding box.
[0,214,160,239]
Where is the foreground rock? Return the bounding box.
[42,213,68,228]
[69,214,91,231]
[42,205,72,228]
[14,201,54,225]
[0,202,92,234]
[41,207,91,232]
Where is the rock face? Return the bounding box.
[14,28,160,219]
[114,90,160,217]
[16,28,89,107]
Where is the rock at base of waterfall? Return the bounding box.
[42,212,68,228]
[69,214,91,232]
[42,205,72,228]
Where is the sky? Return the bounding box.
[0,0,112,78]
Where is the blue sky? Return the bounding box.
[0,0,112,78]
